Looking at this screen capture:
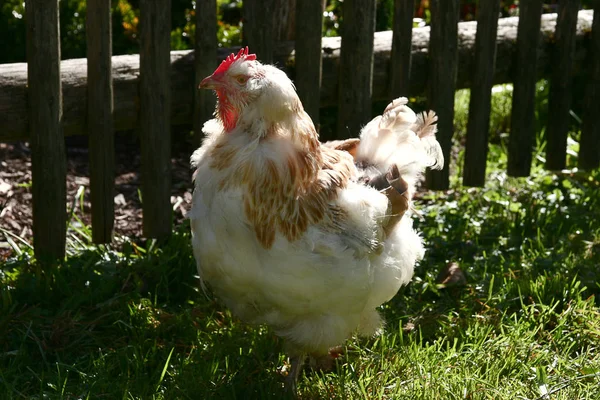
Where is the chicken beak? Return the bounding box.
[199,75,219,90]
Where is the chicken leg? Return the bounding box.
[284,354,304,396]
[362,164,410,236]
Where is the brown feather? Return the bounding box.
[210,113,355,248]
[412,111,438,139]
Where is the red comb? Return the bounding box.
[213,46,257,75]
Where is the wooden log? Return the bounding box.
[243,0,276,63]
[545,0,581,171]
[87,0,115,244]
[426,0,460,190]
[337,0,376,139]
[390,0,415,98]
[139,0,172,239]
[579,1,600,170]
[463,0,501,187]
[1,11,596,142]
[295,0,323,127]
[194,0,217,144]
[507,0,544,177]
[26,0,66,263]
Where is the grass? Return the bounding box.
[2,86,600,399]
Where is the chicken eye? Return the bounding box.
[236,75,249,85]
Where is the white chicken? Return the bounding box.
[188,47,443,391]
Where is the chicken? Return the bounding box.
[188,47,443,391]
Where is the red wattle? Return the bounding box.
[216,91,238,132]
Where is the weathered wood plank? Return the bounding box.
[87,0,115,243]
[390,0,415,97]
[243,0,275,63]
[26,0,66,262]
[274,0,297,41]
[337,0,376,139]
[463,0,501,187]
[139,0,172,239]
[545,0,581,171]
[579,1,600,170]
[426,0,460,190]
[295,0,323,127]
[507,0,543,177]
[2,11,596,142]
[194,0,217,143]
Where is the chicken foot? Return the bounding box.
[284,345,344,395]
[366,164,410,236]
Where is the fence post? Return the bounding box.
[139,0,172,239]
[545,0,581,171]
[295,0,323,128]
[87,0,115,243]
[337,0,376,139]
[507,0,543,177]
[26,0,66,263]
[579,2,600,170]
[390,0,415,98]
[426,0,460,190]
[243,0,275,63]
[194,0,217,144]
[463,0,501,187]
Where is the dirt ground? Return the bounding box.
[0,133,197,261]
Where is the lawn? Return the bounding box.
[1,86,600,399]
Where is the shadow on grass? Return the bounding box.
[0,227,292,399]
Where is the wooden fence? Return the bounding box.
[1,0,599,262]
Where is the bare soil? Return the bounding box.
[0,133,196,261]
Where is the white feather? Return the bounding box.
[356,97,444,190]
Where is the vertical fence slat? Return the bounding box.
[579,2,600,170]
[337,0,376,139]
[508,0,543,177]
[463,0,501,187]
[545,0,581,170]
[26,0,66,262]
[87,0,114,243]
[243,0,275,63]
[426,0,460,190]
[194,0,217,143]
[139,0,172,239]
[390,0,415,97]
[295,0,323,127]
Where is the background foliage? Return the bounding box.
[0,0,594,64]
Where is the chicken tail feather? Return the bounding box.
[355,97,444,189]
